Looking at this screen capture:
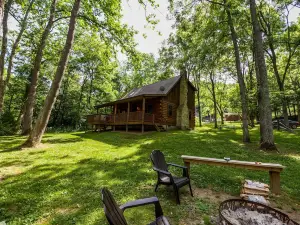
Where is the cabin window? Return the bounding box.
[168,104,173,117]
[146,104,153,114]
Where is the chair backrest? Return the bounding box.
[101,188,128,225]
[150,150,168,171]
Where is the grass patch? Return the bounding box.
[0,123,299,224]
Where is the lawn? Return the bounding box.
[0,124,300,224]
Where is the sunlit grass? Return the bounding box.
[0,124,299,224]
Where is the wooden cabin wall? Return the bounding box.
[161,82,180,125]
[145,98,161,123]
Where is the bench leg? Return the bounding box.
[184,161,190,177]
[269,171,281,194]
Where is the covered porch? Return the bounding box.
[87,96,163,132]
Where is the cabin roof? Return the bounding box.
[121,76,181,100]
[95,75,196,108]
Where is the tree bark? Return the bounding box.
[0,0,5,33]
[22,0,57,135]
[210,72,218,129]
[0,0,12,113]
[249,0,276,150]
[249,61,255,127]
[24,0,81,147]
[224,1,250,142]
[216,103,224,125]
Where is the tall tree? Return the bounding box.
[0,0,4,29]
[194,70,202,127]
[258,4,300,126]
[22,0,57,135]
[249,0,276,150]
[209,71,218,128]
[0,0,13,113]
[0,0,35,111]
[224,0,250,142]
[24,0,81,147]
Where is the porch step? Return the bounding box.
[155,124,166,132]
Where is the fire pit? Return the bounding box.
[219,199,299,225]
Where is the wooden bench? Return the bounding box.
[181,155,285,194]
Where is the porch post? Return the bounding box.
[126,102,130,132]
[113,104,117,131]
[142,97,145,133]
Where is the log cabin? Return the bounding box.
[87,73,196,132]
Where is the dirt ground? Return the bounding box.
[179,187,300,224]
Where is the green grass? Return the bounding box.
[0,124,300,224]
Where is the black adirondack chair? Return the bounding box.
[101,188,170,225]
[150,150,193,204]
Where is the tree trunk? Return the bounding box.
[282,92,289,122]
[217,104,224,125]
[24,0,81,147]
[249,0,276,150]
[0,0,5,27]
[7,91,14,112]
[210,72,218,129]
[196,72,202,127]
[22,0,57,135]
[88,69,94,108]
[268,40,289,127]
[196,86,202,127]
[249,62,255,127]
[0,0,12,113]
[287,100,291,117]
[60,74,70,126]
[78,75,87,117]
[16,76,31,131]
[225,1,250,142]
[220,110,224,124]
[5,0,34,91]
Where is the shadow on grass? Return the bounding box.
[0,155,156,224]
[1,127,300,224]
[0,159,32,168]
[77,128,300,201]
[74,131,156,148]
[0,144,24,153]
[42,137,83,144]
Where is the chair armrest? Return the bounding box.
[167,163,189,178]
[120,197,163,218]
[167,163,187,169]
[153,167,171,176]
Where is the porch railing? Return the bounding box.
[87,112,155,125]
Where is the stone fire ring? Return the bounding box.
[219,199,299,225]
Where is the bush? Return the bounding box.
[0,111,18,136]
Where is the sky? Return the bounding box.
[121,0,174,58]
[121,0,300,57]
